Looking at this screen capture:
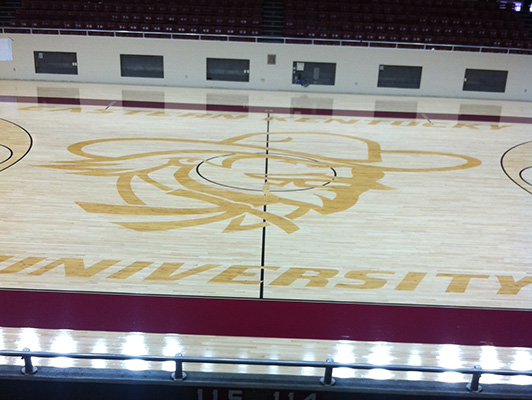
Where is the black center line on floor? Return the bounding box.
[259,113,271,300]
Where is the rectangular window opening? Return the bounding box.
[120,54,164,78]
[34,51,78,75]
[206,58,250,82]
[377,65,422,89]
[292,62,336,86]
[463,68,508,93]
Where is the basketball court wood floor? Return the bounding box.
[0,79,531,384]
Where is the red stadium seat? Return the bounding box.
[365,32,376,41]
[388,32,399,42]
[341,31,353,40]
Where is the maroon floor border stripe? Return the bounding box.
[0,290,530,347]
[1,95,532,124]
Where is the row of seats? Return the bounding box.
[287,5,511,19]
[284,13,524,29]
[23,20,262,37]
[286,5,517,21]
[286,9,519,21]
[20,3,262,15]
[285,22,529,40]
[23,0,244,4]
[285,0,500,6]
[15,19,262,34]
[101,0,259,4]
[22,0,263,8]
[15,10,261,27]
[285,0,504,15]
[284,28,531,49]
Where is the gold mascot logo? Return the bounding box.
[44,132,480,233]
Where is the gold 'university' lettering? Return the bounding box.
[0,256,530,297]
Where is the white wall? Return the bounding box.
[0,33,531,100]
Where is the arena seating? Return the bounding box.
[7,0,532,49]
[284,0,531,49]
[10,0,263,39]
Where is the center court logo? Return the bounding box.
[43,132,481,233]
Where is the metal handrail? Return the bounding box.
[2,348,532,391]
[1,26,531,55]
